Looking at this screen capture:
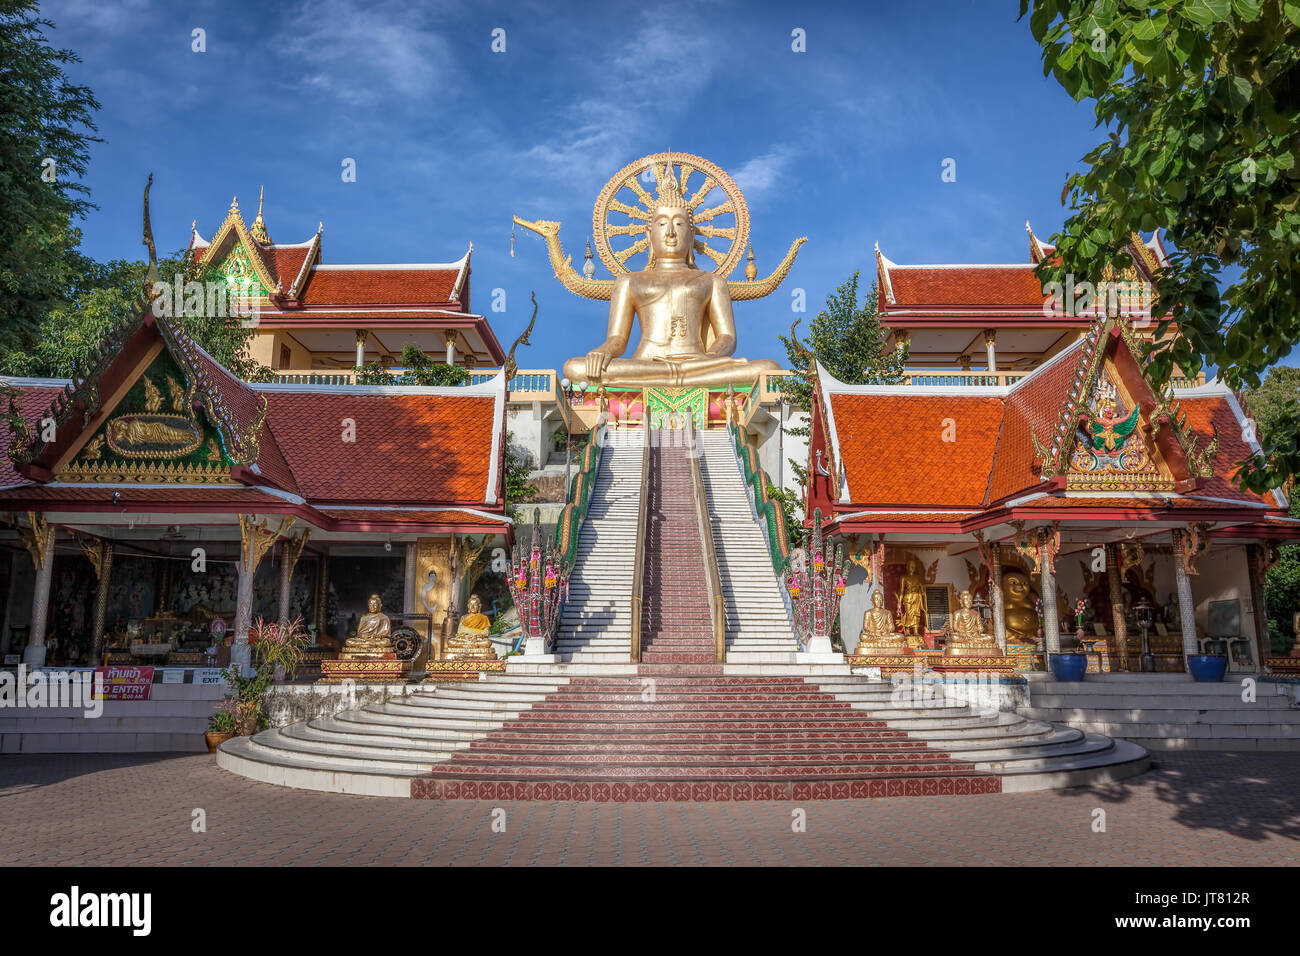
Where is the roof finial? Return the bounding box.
[142,173,159,288]
[229,195,239,213]
[250,185,270,243]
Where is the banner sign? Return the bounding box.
[94,665,154,700]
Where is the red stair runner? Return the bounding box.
[411,675,1001,801]
[639,440,717,664]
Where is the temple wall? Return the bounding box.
[749,408,809,498]
[1189,543,1257,646]
[506,401,550,471]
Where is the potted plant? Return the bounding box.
[252,616,310,682]
[219,662,273,736]
[205,706,236,753]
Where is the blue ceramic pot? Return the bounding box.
[1049,653,1088,682]
[1187,654,1228,683]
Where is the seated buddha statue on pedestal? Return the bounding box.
[561,168,779,390]
[443,594,498,661]
[945,589,1003,657]
[854,590,908,656]
[339,594,392,660]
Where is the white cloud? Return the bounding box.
[41,0,152,37]
[732,146,798,205]
[283,0,457,105]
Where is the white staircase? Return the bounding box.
[553,430,646,663]
[697,431,802,663]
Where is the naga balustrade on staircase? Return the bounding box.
[629,433,651,664]
[686,422,728,663]
[726,421,793,576]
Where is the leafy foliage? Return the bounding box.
[355,344,471,386]
[1244,365,1300,648]
[1021,0,1300,492]
[0,0,101,356]
[503,430,535,519]
[0,252,272,381]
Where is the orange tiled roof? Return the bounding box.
[828,393,1004,507]
[885,266,1048,308]
[297,268,461,306]
[261,391,497,504]
[1175,395,1277,507]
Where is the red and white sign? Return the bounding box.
[94,665,154,700]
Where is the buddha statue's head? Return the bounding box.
[959,589,974,610]
[906,557,918,574]
[1004,571,1032,604]
[647,164,695,268]
[367,593,382,613]
[467,594,482,614]
[871,590,885,609]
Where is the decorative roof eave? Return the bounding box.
[449,244,472,303]
[158,321,269,467]
[1128,230,1163,278]
[285,225,322,299]
[197,198,280,295]
[874,241,896,305]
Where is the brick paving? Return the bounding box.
[0,751,1296,865]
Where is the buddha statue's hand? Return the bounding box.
[585,348,611,381]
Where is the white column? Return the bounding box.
[984,330,997,373]
[23,523,55,668]
[1040,532,1060,655]
[444,331,457,366]
[231,556,255,674]
[277,548,293,626]
[354,330,366,368]
[990,545,1006,652]
[1172,529,1199,664]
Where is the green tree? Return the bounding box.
[1,253,272,381]
[1020,0,1300,493]
[355,343,470,387]
[1243,366,1300,649]
[502,430,535,520]
[776,271,905,493]
[0,0,101,355]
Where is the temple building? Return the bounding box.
[190,192,504,377]
[808,228,1298,674]
[0,300,510,672]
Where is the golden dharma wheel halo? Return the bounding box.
[591,151,751,279]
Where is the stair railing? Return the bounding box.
[687,422,728,663]
[629,430,651,664]
[725,421,793,576]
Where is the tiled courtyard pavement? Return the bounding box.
[0,751,1297,865]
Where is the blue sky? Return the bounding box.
[45,0,1117,373]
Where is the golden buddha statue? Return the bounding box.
[340,593,392,660]
[945,589,1002,657]
[898,557,928,638]
[443,594,498,661]
[854,590,907,656]
[558,168,779,389]
[1002,569,1040,646]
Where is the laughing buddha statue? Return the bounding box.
[561,168,780,389]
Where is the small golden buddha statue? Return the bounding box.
[854,590,907,656]
[340,593,393,660]
[898,557,928,638]
[945,589,1002,657]
[443,594,498,661]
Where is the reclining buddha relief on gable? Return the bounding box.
[57,349,237,484]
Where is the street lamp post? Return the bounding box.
[560,377,574,498]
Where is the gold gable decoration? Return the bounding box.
[1064,365,1175,492]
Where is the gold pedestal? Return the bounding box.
[318,658,411,683]
[854,637,909,656]
[945,639,1004,657]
